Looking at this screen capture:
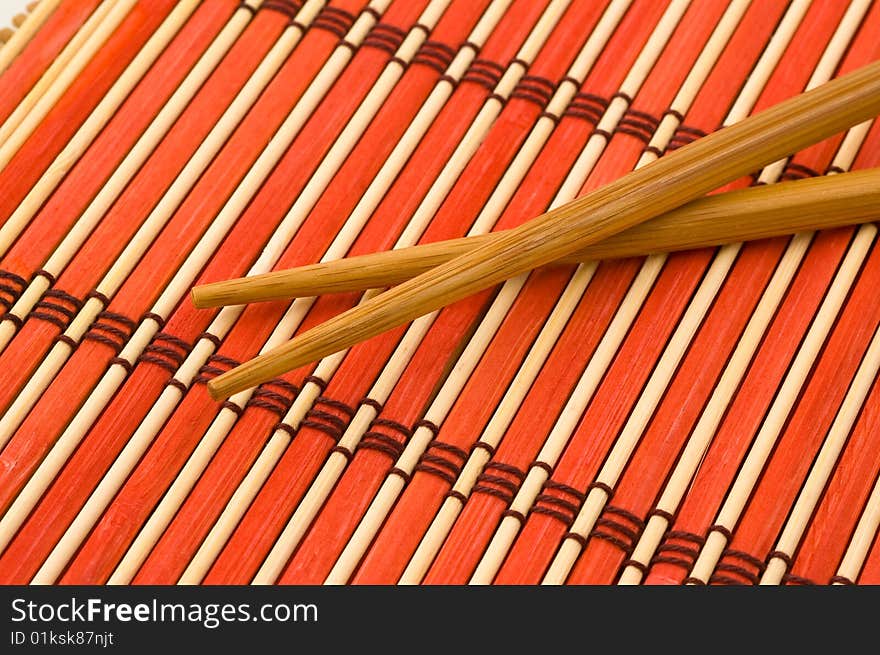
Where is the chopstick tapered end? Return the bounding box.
[190,285,210,309]
[207,376,231,401]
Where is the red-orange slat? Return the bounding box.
[424,0,731,585]
[497,0,797,584]
[0,0,178,225]
[133,0,496,584]
[0,0,101,125]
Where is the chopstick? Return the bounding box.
[192,168,880,306]
[207,59,880,400]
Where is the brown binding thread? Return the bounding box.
[782,572,817,585]
[273,422,296,438]
[303,374,327,391]
[412,40,456,74]
[109,356,133,374]
[137,332,193,373]
[236,0,257,15]
[709,548,766,585]
[414,439,466,483]
[415,464,455,485]
[359,416,412,460]
[473,462,527,505]
[82,311,137,354]
[781,161,820,181]
[415,418,440,436]
[193,354,240,385]
[141,311,166,329]
[585,504,646,555]
[261,0,303,20]
[563,92,608,124]
[28,288,81,328]
[647,507,675,523]
[363,22,406,55]
[247,388,295,416]
[529,460,553,475]
[359,397,383,413]
[461,58,505,90]
[300,394,350,441]
[829,575,855,585]
[316,395,356,418]
[617,108,661,143]
[667,123,708,150]
[390,466,412,484]
[312,5,355,38]
[510,75,556,108]
[531,477,587,526]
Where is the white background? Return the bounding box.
[1,0,34,31]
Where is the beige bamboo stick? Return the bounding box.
[833,471,880,584]
[0,0,268,453]
[354,2,756,586]
[0,0,62,75]
[24,0,432,584]
[542,3,868,584]
[0,0,337,558]
[192,168,880,306]
[0,0,265,354]
[173,0,554,585]
[117,0,521,585]
[335,0,703,586]
[621,4,874,585]
[248,0,635,585]
[618,121,870,585]
[0,0,337,570]
[0,0,109,140]
[209,12,880,402]
[403,0,773,586]
[684,224,876,584]
[760,321,880,585]
[0,0,203,259]
[323,0,723,585]
[0,0,132,168]
[463,0,810,585]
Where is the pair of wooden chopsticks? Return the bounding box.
[193,168,880,305]
[199,59,880,400]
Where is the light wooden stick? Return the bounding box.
[0,0,334,565]
[192,169,880,306]
[0,0,266,450]
[0,0,62,75]
[760,320,880,585]
[208,59,880,400]
[250,0,635,584]
[833,471,880,584]
[618,122,872,585]
[408,0,785,585]
[0,0,202,257]
[332,0,744,584]
[546,4,871,584]
[0,0,133,169]
[685,223,877,584]
[169,0,534,584]
[23,0,413,584]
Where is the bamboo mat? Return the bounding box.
[0,0,878,586]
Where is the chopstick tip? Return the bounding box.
[206,377,227,401]
[190,285,208,309]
